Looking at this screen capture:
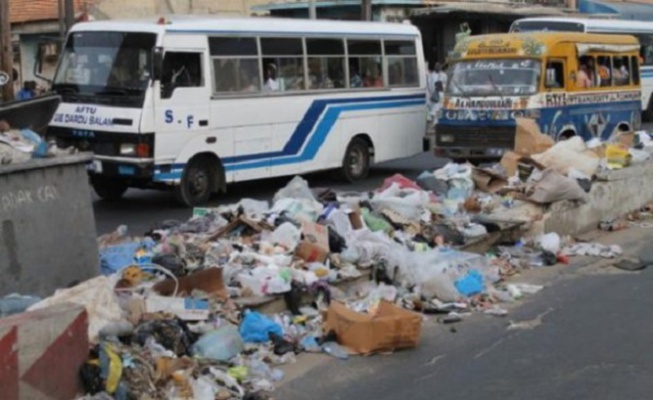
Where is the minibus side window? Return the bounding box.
[612,56,631,86]
[597,56,612,87]
[161,52,204,99]
[545,60,564,89]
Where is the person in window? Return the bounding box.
[364,65,383,87]
[598,60,611,87]
[586,57,598,86]
[349,65,362,88]
[264,63,279,92]
[613,59,629,85]
[16,81,35,100]
[577,63,592,89]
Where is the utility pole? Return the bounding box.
[58,0,66,42]
[64,0,75,33]
[361,0,372,21]
[0,0,15,102]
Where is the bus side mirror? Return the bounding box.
[152,47,164,81]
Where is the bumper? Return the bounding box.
[435,124,516,159]
[86,157,154,179]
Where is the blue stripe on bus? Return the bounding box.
[154,94,425,180]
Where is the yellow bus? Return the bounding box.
[436,32,642,160]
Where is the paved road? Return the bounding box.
[92,152,448,235]
[278,227,653,400]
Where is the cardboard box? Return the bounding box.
[146,295,209,321]
[324,301,422,355]
[295,241,329,263]
[514,118,554,156]
[301,221,330,253]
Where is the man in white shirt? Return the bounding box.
[427,62,447,125]
[264,63,280,92]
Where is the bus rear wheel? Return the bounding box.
[174,157,213,207]
[91,176,128,202]
[339,137,370,183]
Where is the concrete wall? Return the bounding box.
[89,0,270,19]
[544,161,653,236]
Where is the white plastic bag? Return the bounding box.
[274,175,316,202]
[27,276,124,342]
[269,222,301,250]
[537,232,561,254]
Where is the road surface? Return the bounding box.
[278,227,653,400]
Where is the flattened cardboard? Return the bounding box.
[324,301,422,355]
[301,221,330,253]
[471,168,508,193]
[500,151,523,177]
[514,118,554,156]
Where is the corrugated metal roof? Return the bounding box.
[412,1,568,17]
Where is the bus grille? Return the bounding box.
[436,126,516,148]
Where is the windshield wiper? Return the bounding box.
[487,73,506,104]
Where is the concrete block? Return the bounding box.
[0,154,99,298]
[545,160,653,236]
[0,303,89,400]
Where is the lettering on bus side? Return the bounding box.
[164,110,195,129]
[52,106,113,127]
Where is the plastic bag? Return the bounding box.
[361,208,393,233]
[28,276,123,342]
[271,198,323,223]
[269,222,301,250]
[527,169,589,204]
[537,232,561,254]
[454,270,484,297]
[191,376,220,400]
[532,137,600,177]
[380,174,423,191]
[371,183,430,220]
[239,310,284,343]
[192,324,244,362]
[274,176,316,202]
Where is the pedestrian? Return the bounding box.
[427,62,447,124]
[16,81,35,100]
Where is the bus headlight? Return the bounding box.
[120,143,136,156]
[440,134,455,143]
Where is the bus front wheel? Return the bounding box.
[91,176,128,202]
[339,137,371,183]
[174,157,213,207]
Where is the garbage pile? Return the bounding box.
[489,118,653,206]
[0,120,74,165]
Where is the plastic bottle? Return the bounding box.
[322,342,349,360]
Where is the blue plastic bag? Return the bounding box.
[239,310,284,343]
[20,129,48,158]
[454,270,484,297]
[192,324,244,362]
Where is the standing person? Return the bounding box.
[427,62,447,124]
[264,63,279,92]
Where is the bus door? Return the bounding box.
[154,49,212,166]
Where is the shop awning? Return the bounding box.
[412,2,568,17]
[579,0,653,20]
